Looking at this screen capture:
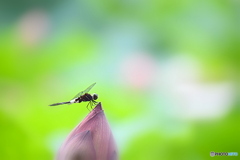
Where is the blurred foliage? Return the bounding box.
[0,0,239,160]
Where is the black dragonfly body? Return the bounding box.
[49,83,98,110]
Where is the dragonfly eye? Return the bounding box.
[93,93,98,100]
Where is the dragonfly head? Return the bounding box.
[92,93,98,100]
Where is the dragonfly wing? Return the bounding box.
[82,82,96,94]
[72,82,96,99]
[72,91,84,99]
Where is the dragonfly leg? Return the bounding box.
[90,101,93,109]
[86,102,91,111]
[92,100,98,105]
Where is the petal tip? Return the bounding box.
[93,102,103,112]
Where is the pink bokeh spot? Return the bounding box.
[121,53,157,89]
[17,9,49,48]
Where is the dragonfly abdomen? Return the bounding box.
[49,101,70,106]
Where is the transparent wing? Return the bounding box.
[72,82,96,99]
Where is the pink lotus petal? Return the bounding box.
[56,103,118,160]
[58,131,96,160]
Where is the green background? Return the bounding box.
[0,0,239,159]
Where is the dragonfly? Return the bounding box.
[49,83,98,110]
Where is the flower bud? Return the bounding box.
[56,102,118,160]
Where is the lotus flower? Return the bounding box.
[56,102,118,160]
